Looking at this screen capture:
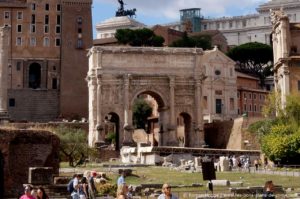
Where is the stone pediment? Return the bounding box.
[203,47,235,65]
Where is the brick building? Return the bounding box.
[0,0,92,121]
[236,71,269,117]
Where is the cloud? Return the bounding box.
[95,0,268,20]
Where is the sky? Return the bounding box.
[92,0,269,38]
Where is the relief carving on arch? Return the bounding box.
[102,84,123,105]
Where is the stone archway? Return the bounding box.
[0,151,4,198]
[131,90,166,146]
[105,112,120,150]
[177,112,192,147]
[87,46,206,148]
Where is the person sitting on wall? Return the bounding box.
[157,184,178,199]
[20,185,36,199]
[262,180,276,199]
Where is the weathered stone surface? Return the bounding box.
[28,167,53,185]
[0,129,60,197]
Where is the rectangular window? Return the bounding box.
[249,93,252,99]
[249,104,252,111]
[45,15,49,24]
[4,11,10,19]
[52,78,57,89]
[16,62,21,71]
[244,104,247,111]
[31,3,36,11]
[56,15,61,25]
[16,37,22,46]
[43,37,50,47]
[203,96,208,109]
[45,3,49,11]
[229,21,233,28]
[30,37,36,46]
[56,25,61,34]
[253,94,256,100]
[44,25,49,33]
[55,38,60,46]
[298,80,300,91]
[17,24,22,33]
[57,4,61,11]
[244,93,247,99]
[17,11,23,20]
[78,28,82,33]
[216,99,222,114]
[31,14,36,24]
[254,105,257,112]
[216,23,220,29]
[9,98,15,107]
[31,24,36,33]
[230,98,234,110]
[237,92,240,98]
[77,39,83,48]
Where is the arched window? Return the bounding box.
[29,63,41,89]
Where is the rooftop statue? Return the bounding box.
[116,0,136,18]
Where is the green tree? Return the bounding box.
[169,32,212,50]
[54,126,96,167]
[250,93,300,164]
[227,42,273,87]
[115,28,165,47]
[132,98,153,129]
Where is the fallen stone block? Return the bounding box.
[208,180,230,187]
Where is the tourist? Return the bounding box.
[71,174,81,199]
[78,177,88,199]
[36,187,49,199]
[254,159,259,171]
[262,180,275,199]
[157,184,178,199]
[127,185,133,199]
[88,171,98,199]
[117,170,125,186]
[116,183,129,199]
[20,185,35,199]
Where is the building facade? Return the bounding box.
[272,9,300,108]
[0,0,93,121]
[165,0,300,47]
[95,16,146,39]
[236,72,268,117]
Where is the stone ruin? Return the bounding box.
[0,129,60,198]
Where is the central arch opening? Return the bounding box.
[131,90,165,146]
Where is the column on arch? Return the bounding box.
[194,77,205,147]
[123,74,134,145]
[167,76,178,146]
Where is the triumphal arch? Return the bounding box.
[87,47,207,148]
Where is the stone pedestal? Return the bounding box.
[28,167,53,185]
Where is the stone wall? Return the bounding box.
[0,129,60,197]
[204,121,234,148]
[8,89,59,122]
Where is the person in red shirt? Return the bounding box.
[20,185,36,199]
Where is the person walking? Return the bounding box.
[116,183,129,199]
[20,185,35,199]
[117,170,125,186]
[88,171,98,199]
[36,187,49,199]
